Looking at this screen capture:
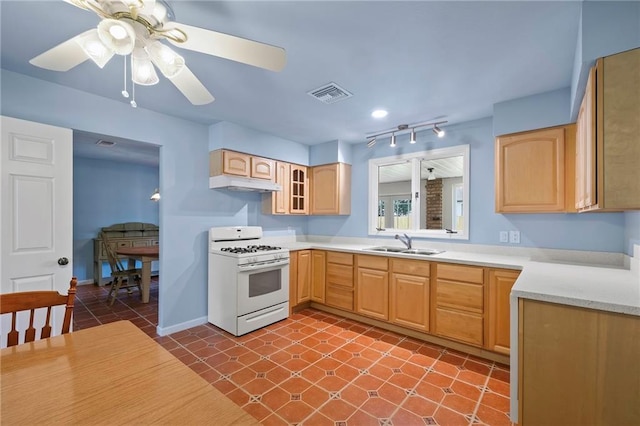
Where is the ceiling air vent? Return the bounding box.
[95,140,116,147]
[307,82,353,104]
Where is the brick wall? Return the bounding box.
[426,179,443,229]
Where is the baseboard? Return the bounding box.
[156,316,208,336]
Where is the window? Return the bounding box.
[368,145,469,239]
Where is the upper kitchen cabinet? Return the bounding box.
[576,48,640,211]
[262,161,290,214]
[310,163,351,215]
[495,124,576,213]
[290,164,308,214]
[210,149,275,181]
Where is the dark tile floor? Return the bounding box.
[73,280,512,426]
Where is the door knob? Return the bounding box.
[57,257,69,266]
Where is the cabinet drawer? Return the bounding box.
[116,240,132,249]
[327,263,353,288]
[132,240,150,247]
[325,284,353,311]
[437,263,483,284]
[327,251,353,266]
[436,280,483,314]
[391,258,430,276]
[357,255,388,271]
[435,307,483,346]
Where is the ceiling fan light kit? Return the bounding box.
[32,0,287,106]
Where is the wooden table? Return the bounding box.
[1,321,258,425]
[116,246,159,303]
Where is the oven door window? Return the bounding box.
[248,269,282,297]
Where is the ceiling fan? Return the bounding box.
[29,0,286,106]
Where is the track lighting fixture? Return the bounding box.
[365,120,448,148]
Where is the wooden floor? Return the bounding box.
[73,280,512,426]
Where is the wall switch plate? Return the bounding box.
[499,231,508,243]
[509,230,521,244]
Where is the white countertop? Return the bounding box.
[281,241,640,316]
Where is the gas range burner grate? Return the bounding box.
[221,245,282,254]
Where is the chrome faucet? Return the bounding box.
[395,233,412,249]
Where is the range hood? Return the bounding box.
[209,175,282,192]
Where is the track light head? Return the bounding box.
[433,124,445,138]
[389,133,396,147]
[409,129,417,144]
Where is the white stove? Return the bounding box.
[208,226,290,336]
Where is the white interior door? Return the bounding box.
[1,116,73,346]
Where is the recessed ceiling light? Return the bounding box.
[371,109,388,119]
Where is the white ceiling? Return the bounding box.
[1,1,582,164]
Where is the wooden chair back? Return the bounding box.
[0,277,77,347]
[100,231,127,274]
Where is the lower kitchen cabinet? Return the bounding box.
[487,268,519,354]
[296,250,311,304]
[389,259,430,333]
[311,250,326,303]
[519,299,640,425]
[289,250,298,313]
[355,255,389,321]
[433,263,484,347]
[325,251,354,311]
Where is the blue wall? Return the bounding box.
[493,88,571,136]
[625,212,640,256]
[73,157,159,282]
[307,118,626,253]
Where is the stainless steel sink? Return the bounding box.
[400,248,443,256]
[364,246,405,253]
[363,246,444,256]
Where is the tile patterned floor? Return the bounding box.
[74,281,512,426]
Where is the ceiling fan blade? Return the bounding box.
[165,23,286,72]
[168,66,215,105]
[63,0,89,10]
[29,35,89,71]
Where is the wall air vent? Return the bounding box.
[95,140,116,147]
[307,82,353,104]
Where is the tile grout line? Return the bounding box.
[469,362,494,425]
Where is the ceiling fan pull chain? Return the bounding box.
[130,81,137,108]
[122,55,129,98]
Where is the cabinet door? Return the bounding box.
[289,251,298,312]
[311,250,326,303]
[576,65,596,210]
[390,272,429,332]
[250,156,275,181]
[222,151,250,177]
[263,161,290,214]
[310,163,351,215]
[296,250,311,303]
[495,127,570,212]
[356,268,388,320]
[487,269,519,355]
[290,165,308,214]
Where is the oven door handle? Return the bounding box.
[237,259,289,273]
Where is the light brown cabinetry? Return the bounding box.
[355,255,389,321]
[495,125,576,213]
[290,165,308,214]
[389,259,430,333]
[519,299,640,425]
[311,250,326,303]
[262,161,290,214]
[210,149,276,181]
[325,252,354,311]
[575,48,640,211]
[289,250,298,313]
[433,263,484,346]
[310,163,351,215]
[487,269,519,355]
[295,250,311,304]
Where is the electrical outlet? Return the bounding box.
[509,230,521,244]
[499,231,508,243]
